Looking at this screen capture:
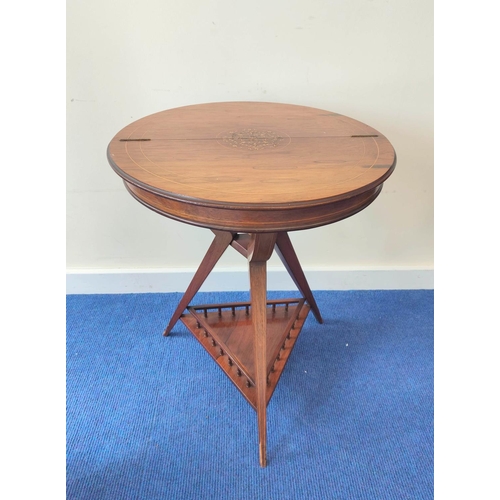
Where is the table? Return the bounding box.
[107,101,396,466]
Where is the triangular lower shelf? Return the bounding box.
[180,299,310,410]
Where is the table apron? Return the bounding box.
[124,181,383,232]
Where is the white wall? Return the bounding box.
[67,0,433,290]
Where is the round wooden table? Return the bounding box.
[107,101,396,466]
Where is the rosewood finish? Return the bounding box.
[107,102,396,467]
[108,102,396,233]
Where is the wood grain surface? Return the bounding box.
[108,101,396,231]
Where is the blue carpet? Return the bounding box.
[67,290,433,499]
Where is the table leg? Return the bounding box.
[275,232,323,324]
[249,233,277,467]
[163,230,234,336]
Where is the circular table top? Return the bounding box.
[107,102,396,232]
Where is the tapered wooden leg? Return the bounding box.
[249,233,277,467]
[275,232,323,324]
[250,261,267,467]
[163,230,234,336]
